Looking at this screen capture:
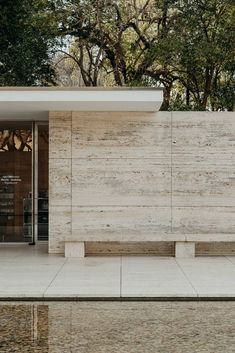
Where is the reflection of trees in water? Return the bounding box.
[0,130,32,151]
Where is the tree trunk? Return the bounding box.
[161,84,172,111]
[201,67,213,109]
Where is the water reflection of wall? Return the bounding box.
[0,304,48,352]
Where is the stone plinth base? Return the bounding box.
[65,242,85,258]
[175,242,195,258]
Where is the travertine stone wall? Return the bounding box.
[49,112,72,253]
[49,111,235,254]
[72,111,171,244]
[172,112,235,238]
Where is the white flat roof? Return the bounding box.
[0,87,163,120]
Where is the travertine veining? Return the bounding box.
[49,111,235,255]
[72,159,171,206]
[72,111,171,162]
[172,112,235,165]
[172,166,235,206]
[49,158,71,206]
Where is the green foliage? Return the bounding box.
[166,0,235,110]
[0,0,234,110]
[51,0,234,110]
[0,0,56,86]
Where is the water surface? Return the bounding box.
[0,301,234,352]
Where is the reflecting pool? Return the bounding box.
[0,301,235,353]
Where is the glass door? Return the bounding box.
[0,121,49,243]
[0,122,33,242]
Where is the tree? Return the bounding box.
[53,0,170,87]
[54,38,106,86]
[0,0,56,86]
[1,0,234,110]
[51,0,234,110]
[168,0,235,110]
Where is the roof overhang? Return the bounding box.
[0,87,163,120]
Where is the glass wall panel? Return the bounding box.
[0,122,33,242]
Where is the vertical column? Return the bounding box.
[48,112,72,254]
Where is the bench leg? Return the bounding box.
[65,242,85,258]
[175,242,195,258]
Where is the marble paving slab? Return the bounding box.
[176,257,235,296]
[121,257,196,297]
[44,257,121,298]
[0,245,235,298]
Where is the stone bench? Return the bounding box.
[64,234,235,258]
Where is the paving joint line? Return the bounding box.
[120,256,122,298]
[225,256,235,266]
[2,296,235,302]
[171,111,173,234]
[175,258,199,298]
[43,258,68,297]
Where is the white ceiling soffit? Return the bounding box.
[0,88,163,120]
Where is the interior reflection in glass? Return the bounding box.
[0,129,32,152]
[0,122,33,242]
